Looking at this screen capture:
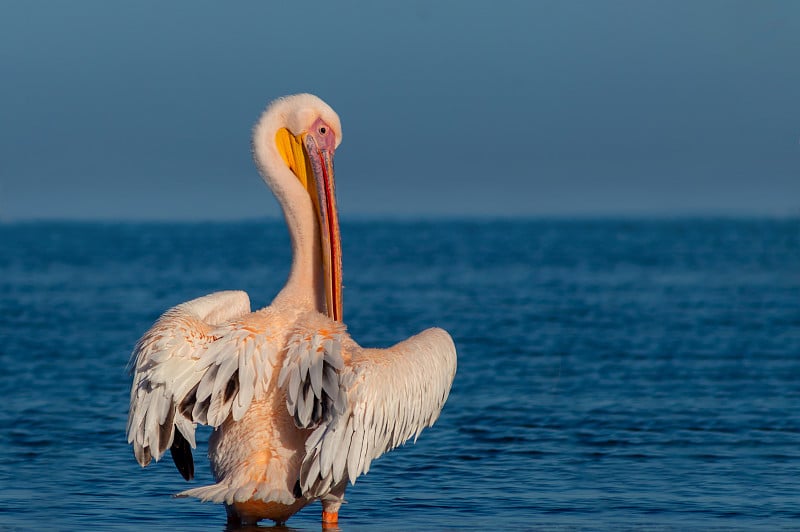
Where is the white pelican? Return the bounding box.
[127,94,457,527]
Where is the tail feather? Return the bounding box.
[176,481,294,505]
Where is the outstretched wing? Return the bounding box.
[279,322,457,497]
[127,290,277,479]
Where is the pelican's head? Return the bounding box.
[252,94,343,321]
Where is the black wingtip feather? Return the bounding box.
[224,370,239,402]
[170,430,195,481]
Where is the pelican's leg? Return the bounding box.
[321,483,346,526]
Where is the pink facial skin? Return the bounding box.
[307,117,337,153]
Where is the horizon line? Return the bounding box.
[2,211,798,225]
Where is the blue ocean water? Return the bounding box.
[0,219,798,530]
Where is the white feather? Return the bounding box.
[127,291,284,467]
[297,328,455,497]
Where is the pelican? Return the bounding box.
[127,94,457,526]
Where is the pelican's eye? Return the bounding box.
[308,118,335,149]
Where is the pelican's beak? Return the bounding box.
[274,127,342,321]
[303,134,342,322]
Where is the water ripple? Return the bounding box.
[1,219,798,529]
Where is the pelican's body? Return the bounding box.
[127,94,457,526]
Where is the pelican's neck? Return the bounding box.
[254,118,326,315]
[275,191,326,314]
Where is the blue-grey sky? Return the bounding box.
[1,1,798,220]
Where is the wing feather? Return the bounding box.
[127,291,278,476]
[279,312,349,430]
[295,326,457,496]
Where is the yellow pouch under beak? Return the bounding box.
[275,128,312,190]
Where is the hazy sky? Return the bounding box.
[1,1,799,220]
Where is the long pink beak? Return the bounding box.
[304,134,342,322]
